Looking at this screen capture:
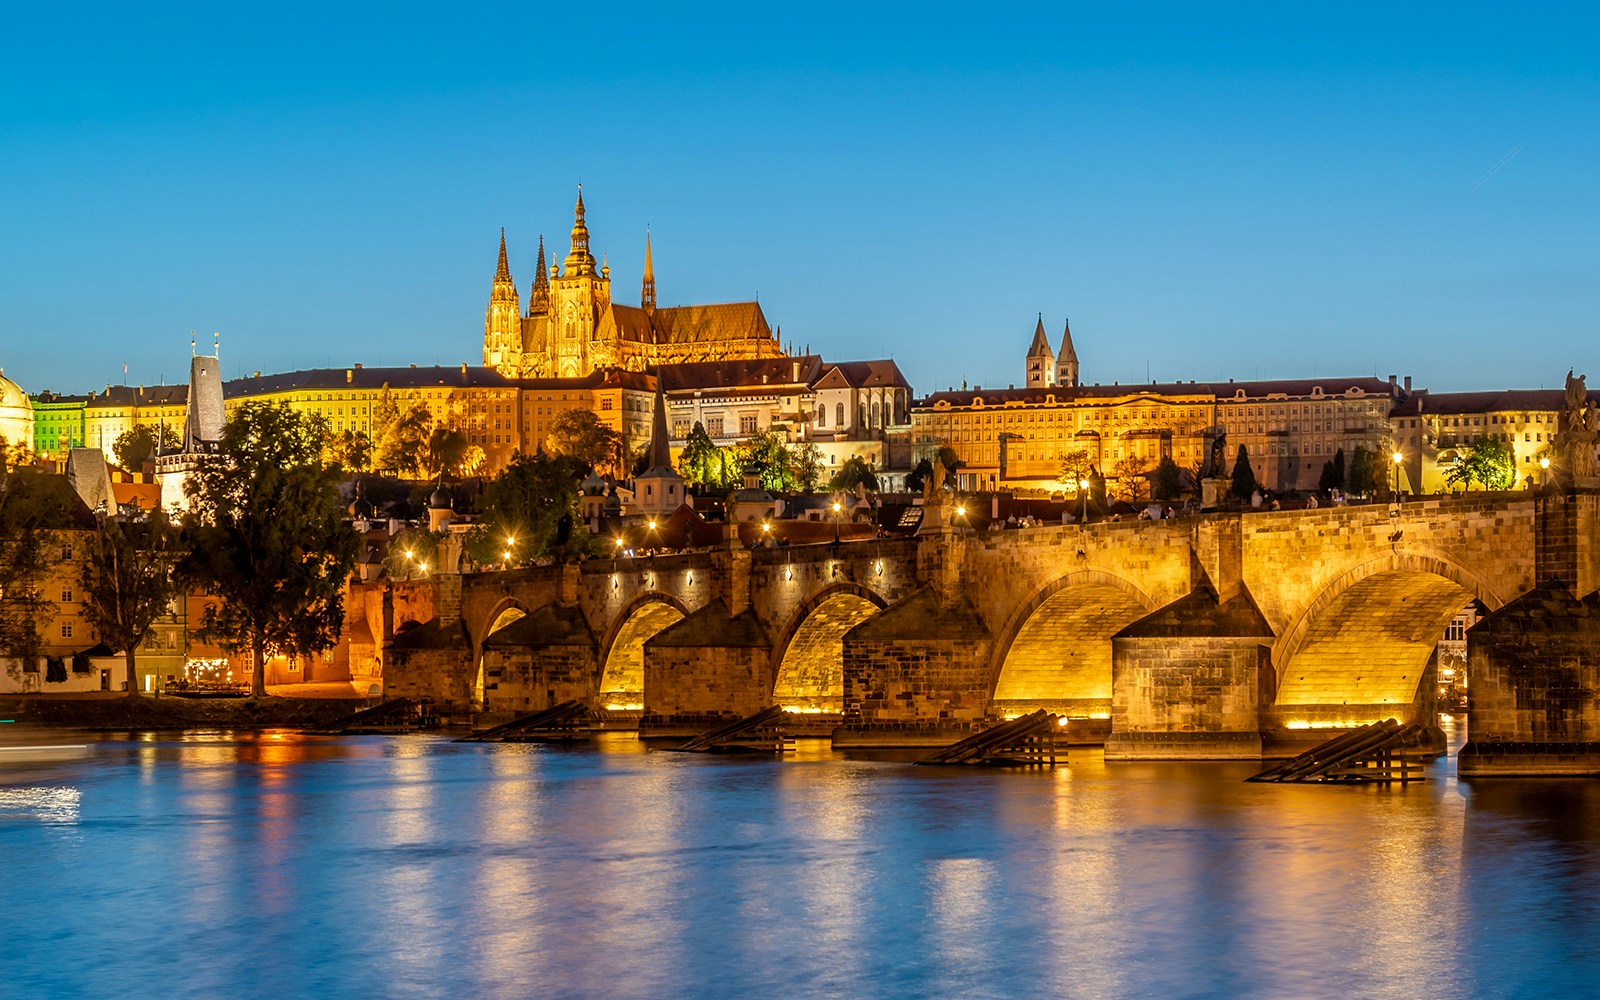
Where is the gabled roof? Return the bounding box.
[649,301,774,346]
[657,355,822,392]
[812,360,910,391]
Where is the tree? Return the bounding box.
[1318,459,1340,494]
[383,525,439,581]
[741,429,796,492]
[1446,436,1517,492]
[1058,448,1095,496]
[908,448,962,494]
[1348,446,1378,497]
[546,409,625,474]
[181,402,361,697]
[0,470,62,676]
[1111,457,1152,503]
[79,509,181,697]
[377,403,433,477]
[1151,455,1182,502]
[424,427,470,479]
[793,443,825,493]
[905,458,934,494]
[113,424,180,471]
[830,456,879,492]
[469,452,589,566]
[677,422,726,488]
[325,429,373,472]
[1230,444,1258,500]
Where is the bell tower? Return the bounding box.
[549,185,612,377]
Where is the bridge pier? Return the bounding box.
[639,600,773,738]
[1104,583,1273,760]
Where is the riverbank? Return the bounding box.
[0,694,367,731]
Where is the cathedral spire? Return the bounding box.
[1025,313,1056,389]
[495,228,511,281]
[1056,317,1080,388]
[564,184,596,276]
[642,228,656,311]
[528,234,550,315]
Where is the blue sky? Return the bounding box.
[3,3,1597,397]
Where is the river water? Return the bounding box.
[4,718,1600,1000]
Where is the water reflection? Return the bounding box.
[4,731,1600,999]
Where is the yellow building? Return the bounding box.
[914,377,1408,494]
[1390,389,1590,493]
[484,189,785,379]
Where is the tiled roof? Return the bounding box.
[1390,388,1595,417]
[813,360,910,391]
[656,355,822,392]
[648,301,773,346]
[918,377,1405,409]
[227,366,522,396]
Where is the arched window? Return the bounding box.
[836,402,845,427]
[871,400,881,428]
[860,403,868,429]
[817,405,826,427]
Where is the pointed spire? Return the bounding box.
[1059,317,1077,361]
[1056,316,1080,388]
[648,374,672,470]
[1026,313,1053,357]
[527,234,550,314]
[642,228,657,310]
[564,184,596,276]
[495,228,511,281]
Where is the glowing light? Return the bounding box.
[831,501,841,513]
[1541,457,1551,470]
[1088,712,1110,720]
[614,537,625,548]
[1392,451,1403,465]
[1056,717,1070,728]
[686,571,694,583]
[603,702,644,712]
[1286,719,1375,730]
[404,550,414,560]
[502,551,512,561]
[761,522,771,533]
[419,562,429,573]
[1078,478,1090,490]
[874,560,883,576]
[956,504,967,517]
[647,518,658,530]
[785,566,793,581]
[780,705,827,714]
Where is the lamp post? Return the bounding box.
[1540,455,1551,489]
[1391,450,1404,500]
[831,500,842,543]
[1078,477,1090,523]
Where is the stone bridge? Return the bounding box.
[386,492,1600,761]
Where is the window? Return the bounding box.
[817,405,826,428]
[60,623,72,639]
[707,416,724,437]
[61,542,72,560]
[601,398,613,410]
[739,414,758,435]
[836,403,845,427]
[61,586,72,602]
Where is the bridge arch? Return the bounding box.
[1272,550,1508,716]
[472,598,536,705]
[990,571,1157,716]
[597,593,690,710]
[771,583,887,713]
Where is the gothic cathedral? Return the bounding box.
[484,189,785,378]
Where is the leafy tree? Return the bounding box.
[1348,446,1378,497]
[79,509,181,697]
[741,429,796,492]
[793,443,825,493]
[830,456,879,492]
[325,429,373,472]
[677,423,726,488]
[1058,448,1095,496]
[113,424,180,471]
[372,387,400,444]
[1151,455,1182,502]
[377,403,432,477]
[908,448,963,494]
[1446,436,1517,491]
[1111,457,1152,503]
[181,402,361,697]
[0,470,62,674]
[546,409,625,474]
[1230,444,1259,500]
[1318,459,1339,494]
[424,427,470,478]
[469,452,589,566]
[935,447,962,478]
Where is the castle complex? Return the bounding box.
[483,189,784,379]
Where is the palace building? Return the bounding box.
[484,188,785,379]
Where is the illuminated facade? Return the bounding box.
[1389,389,1596,494]
[484,189,784,379]
[0,369,36,456]
[914,377,1407,494]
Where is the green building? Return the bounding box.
[32,392,88,458]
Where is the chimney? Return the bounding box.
[1388,374,1397,386]
[791,361,800,382]
[1404,376,1412,392]
[461,363,468,374]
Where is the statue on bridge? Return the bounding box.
[1556,370,1599,486]
[1206,432,1229,480]
[924,455,948,507]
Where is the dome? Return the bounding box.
[429,485,452,510]
[0,369,34,454]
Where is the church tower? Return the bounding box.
[641,229,656,311]
[526,234,550,316]
[484,229,521,369]
[549,186,613,377]
[1056,317,1080,388]
[1025,314,1055,388]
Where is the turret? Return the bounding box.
[484,229,521,369]
[1056,317,1079,388]
[527,234,550,316]
[563,186,597,277]
[1025,314,1055,388]
[642,228,656,311]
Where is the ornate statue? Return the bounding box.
[1207,432,1229,479]
[1566,370,1589,432]
[924,456,947,506]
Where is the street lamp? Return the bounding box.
[831,500,842,543]
[1078,477,1090,523]
[1392,450,1404,500]
[1540,455,1551,488]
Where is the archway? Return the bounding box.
[598,597,687,710]
[473,602,531,705]
[991,573,1154,716]
[772,588,884,713]
[1272,555,1503,727]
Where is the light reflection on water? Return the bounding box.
[2,727,1600,999]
